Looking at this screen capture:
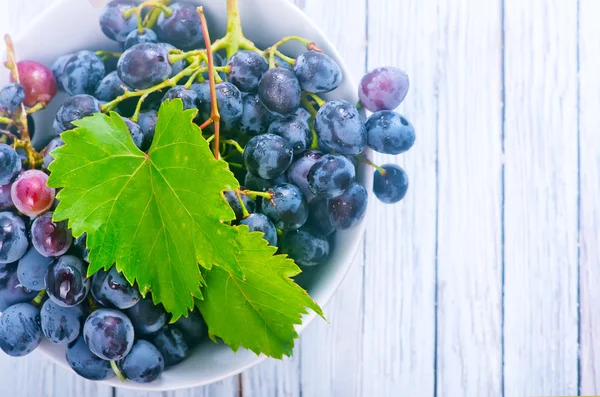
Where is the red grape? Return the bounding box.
[31,212,72,257]
[11,61,58,107]
[10,170,55,217]
[358,67,409,112]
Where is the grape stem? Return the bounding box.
[95,50,122,62]
[0,116,12,125]
[238,189,273,201]
[130,93,149,123]
[26,102,46,115]
[222,139,244,155]
[300,96,320,150]
[235,190,250,218]
[0,129,17,140]
[303,92,326,108]
[123,1,173,34]
[31,290,46,307]
[356,155,387,175]
[143,0,173,29]
[110,361,126,382]
[265,36,321,68]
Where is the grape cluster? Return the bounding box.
[0,0,416,384]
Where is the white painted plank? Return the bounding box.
[578,0,600,394]
[503,0,579,395]
[435,1,503,396]
[360,0,437,396]
[114,377,240,397]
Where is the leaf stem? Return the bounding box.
[356,155,386,175]
[110,361,126,382]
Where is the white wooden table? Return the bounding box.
[1,0,598,396]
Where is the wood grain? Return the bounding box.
[503,0,579,395]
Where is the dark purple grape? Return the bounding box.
[163,86,198,110]
[51,53,74,91]
[125,297,167,335]
[286,150,322,203]
[61,51,105,96]
[66,335,115,380]
[261,183,308,231]
[45,255,90,307]
[0,212,28,264]
[174,310,206,346]
[151,326,189,367]
[328,182,368,230]
[17,248,52,291]
[373,164,409,204]
[118,43,172,90]
[138,110,158,150]
[42,137,64,170]
[91,267,140,309]
[83,308,134,360]
[95,70,131,102]
[40,299,83,344]
[156,2,204,50]
[0,183,13,210]
[314,100,366,155]
[193,82,243,132]
[125,28,158,49]
[240,213,277,246]
[244,134,293,179]
[306,198,336,237]
[54,95,101,133]
[359,67,410,112]
[281,228,330,267]
[258,68,301,117]
[0,262,37,311]
[268,117,312,156]
[71,233,89,263]
[118,340,164,383]
[239,93,276,136]
[0,303,42,356]
[366,111,415,154]
[0,83,25,114]
[244,172,287,192]
[31,212,73,257]
[294,51,342,93]
[227,50,269,93]
[224,190,256,220]
[0,144,21,185]
[99,0,138,42]
[307,154,356,199]
[123,118,144,149]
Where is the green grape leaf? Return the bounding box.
[197,229,324,358]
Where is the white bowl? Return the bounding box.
[2,0,370,391]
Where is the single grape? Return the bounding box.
[307,154,356,199]
[0,183,13,210]
[12,61,58,107]
[138,110,158,150]
[61,51,105,96]
[118,43,172,90]
[125,297,167,335]
[193,82,243,132]
[258,68,301,117]
[163,86,198,111]
[31,212,73,257]
[224,190,256,220]
[84,308,134,360]
[359,67,410,112]
[314,100,366,155]
[244,134,293,180]
[66,335,115,381]
[40,299,83,344]
[373,164,409,204]
[0,262,37,311]
[152,326,189,367]
[125,28,158,49]
[286,150,322,203]
[174,310,207,346]
[0,144,22,185]
[45,255,90,307]
[99,0,138,42]
[280,228,330,267]
[51,53,73,91]
[261,183,308,231]
[294,51,342,93]
[306,198,336,236]
[366,111,415,154]
[0,303,42,356]
[156,2,204,49]
[159,43,186,76]
[244,172,287,192]
[0,212,28,264]
[240,213,277,246]
[268,117,312,156]
[0,83,25,114]
[42,137,64,170]
[118,339,164,383]
[17,248,53,291]
[91,266,140,309]
[123,118,144,149]
[328,182,368,229]
[239,93,275,136]
[94,70,130,102]
[54,94,101,133]
[227,50,269,93]
[11,170,55,217]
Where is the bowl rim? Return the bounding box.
[11,0,369,390]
